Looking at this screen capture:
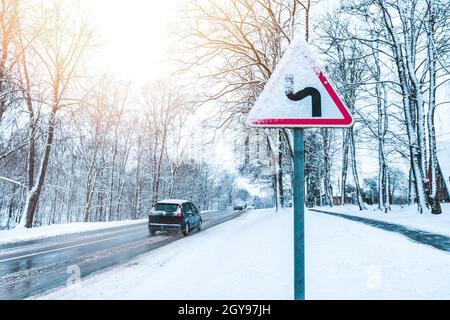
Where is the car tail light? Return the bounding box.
[149,201,156,216]
[177,204,182,217]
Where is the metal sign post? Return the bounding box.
[293,128,305,300]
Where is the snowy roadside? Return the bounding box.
[314,204,450,238]
[34,208,450,300]
[0,219,146,245]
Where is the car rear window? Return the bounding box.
[154,203,178,216]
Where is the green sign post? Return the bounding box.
[293,128,305,300]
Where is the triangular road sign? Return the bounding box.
[247,36,354,128]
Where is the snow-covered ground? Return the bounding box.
[34,208,450,300]
[319,203,450,238]
[0,219,146,245]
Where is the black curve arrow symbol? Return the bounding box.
[286,87,322,117]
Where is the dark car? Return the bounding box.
[233,204,247,211]
[148,200,202,237]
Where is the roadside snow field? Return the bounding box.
[320,204,450,238]
[35,208,450,300]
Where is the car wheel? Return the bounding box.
[198,220,202,231]
[183,223,190,236]
[149,228,156,237]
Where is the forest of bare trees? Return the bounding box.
[0,0,243,229]
[174,0,450,214]
[1,0,450,229]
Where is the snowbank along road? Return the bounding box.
[311,209,450,253]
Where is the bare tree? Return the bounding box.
[17,0,93,227]
[318,15,367,210]
[173,0,309,210]
[0,0,19,124]
[142,78,192,203]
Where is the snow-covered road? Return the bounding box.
[35,208,450,300]
[0,210,243,299]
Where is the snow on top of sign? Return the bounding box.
[247,36,353,128]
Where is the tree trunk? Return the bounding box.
[426,0,442,215]
[321,128,332,207]
[266,129,281,211]
[107,138,118,222]
[19,107,58,228]
[341,129,349,206]
[349,128,366,210]
[408,166,415,205]
[304,0,310,43]
[83,174,97,222]
[278,132,284,207]
[375,76,389,212]
[169,166,179,199]
[152,128,168,203]
[134,135,142,219]
[378,0,429,214]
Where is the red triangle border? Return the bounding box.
[249,69,354,128]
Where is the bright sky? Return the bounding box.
[76,0,257,184]
[82,0,183,85]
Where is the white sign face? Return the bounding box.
[247,36,354,128]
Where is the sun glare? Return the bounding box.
[82,0,182,85]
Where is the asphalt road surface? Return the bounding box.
[311,209,450,253]
[0,209,245,300]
